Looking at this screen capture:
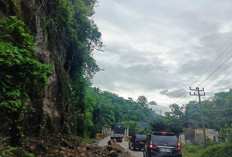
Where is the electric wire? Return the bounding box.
[171,41,232,105]
[206,67,232,92]
[197,52,232,87]
[203,64,232,88]
[191,41,232,87]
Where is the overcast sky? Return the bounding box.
[91,0,232,110]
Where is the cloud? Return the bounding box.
[93,42,180,92]
[160,89,187,98]
[92,0,232,106]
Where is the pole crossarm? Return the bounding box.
[189,92,205,96]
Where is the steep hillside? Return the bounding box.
[0,0,159,149]
[0,0,102,145]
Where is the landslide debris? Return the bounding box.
[0,135,133,157]
[107,139,132,157]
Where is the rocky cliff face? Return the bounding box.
[0,0,101,138]
[0,0,68,134]
[35,8,61,134]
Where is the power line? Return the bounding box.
[171,41,232,105]
[198,52,232,87]
[192,43,231,84]
[171,40,232,106]
[177,54,232,104]
[203,64,232,88]
[192,41,232,87]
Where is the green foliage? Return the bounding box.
[139,129,152,136]
[0,42,51,109]
[0,0,22,18]
[0,17,51,146]
[86,88,159,136]
[149,101,157,106]
[39,0,102,137]
[182,101,201,128]
[137,95,148,107]
[0,16,34,57]
[175,90,232,141]
[183,144,203,153]
[182,144,202,157]
[42,0,101,79]
[150,118,167,131]
[200,142,232,157]
[169,104,184,118]
[1,147,34,157]
[182,143,232,157]
[150,116,183,136]
[124,121,140,135]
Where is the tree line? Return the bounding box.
[148,89,232,141]
[86,88,160,136]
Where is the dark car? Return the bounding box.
[143,132,182,157]
[129,134,147,150]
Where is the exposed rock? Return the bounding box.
[107,140,123,153]
[108,150,118,157]
[62,138,74,148]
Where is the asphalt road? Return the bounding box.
[98,137,143,157]
[119,139,143,157]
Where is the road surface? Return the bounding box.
[98,137,143,157]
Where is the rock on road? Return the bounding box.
[98,137,143,157]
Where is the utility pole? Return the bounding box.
[190,87,206,146]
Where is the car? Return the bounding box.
[143,132,182,157]
[129,134,147,150]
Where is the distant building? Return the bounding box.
[179,128,218,144]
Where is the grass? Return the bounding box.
[182,144,202,157]
[76,136,97,144]
[182,142,232,157]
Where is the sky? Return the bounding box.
[91,0,232,111]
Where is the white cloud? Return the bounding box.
[92,0,232,109]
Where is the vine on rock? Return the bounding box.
[0,16,51,146]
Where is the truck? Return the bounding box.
[110,123,125,142]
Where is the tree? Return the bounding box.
[149,101,157,110]
[149,101,157,106]
[150,118,167,132]
[169,104,183,118]
[88,88,160,136]
[150,116,183,136]
[137,96,148,107]
[124,121,139,135]
[128,97,133,102]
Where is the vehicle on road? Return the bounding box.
[110,123,125,142]
[143,132,182,157]
[129,134,147,150]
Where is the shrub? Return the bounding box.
[183,145,201,153]
[200,142,232,157]
[1,147,34,157]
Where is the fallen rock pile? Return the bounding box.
[26,135,133,157]
[107,139,132,157]
[0,135,133,157]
